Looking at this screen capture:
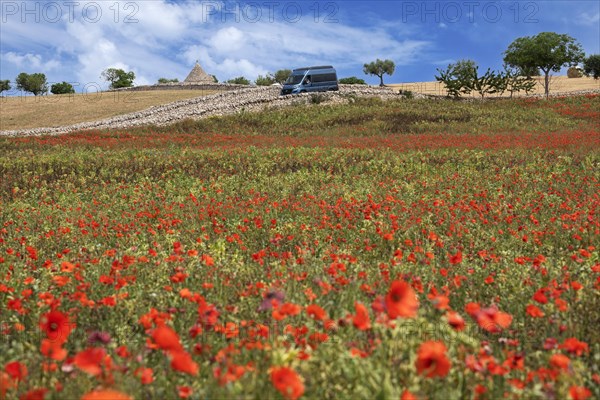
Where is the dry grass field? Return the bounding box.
[389,76,600,97]
[0,89,218,130]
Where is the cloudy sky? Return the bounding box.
[1,0,599,91]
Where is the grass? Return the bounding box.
[0,89,219,130]
[0,95,598,400]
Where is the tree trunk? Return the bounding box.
[544,70,550,99]
[379,75,384,86]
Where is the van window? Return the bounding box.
[285,75,304,85]
[313,73,337,83]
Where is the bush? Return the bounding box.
[339,77,366,85]
[157,78,179,84]
[255,75,275,86]
[226,76,250,85]
[50,82,75,95]
[310,93,326,104]
[398,89,414,99]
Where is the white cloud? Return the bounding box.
[2,51,60,71]
[579,12,600,25]
[2,0,433,85]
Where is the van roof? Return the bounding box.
[293,66,334,71]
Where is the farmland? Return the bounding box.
[1,94,599,400]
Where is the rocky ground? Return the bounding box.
[1,85,598,137]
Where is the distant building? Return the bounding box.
[184,60,214,83]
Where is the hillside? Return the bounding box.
[0,89,218,131]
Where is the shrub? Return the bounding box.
[339,77,366,85]
[157,78,179,84]
[226,76,250,85]
[255,75,276,86]
[50,82,75,95]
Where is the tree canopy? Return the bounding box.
[101,68,136,89]
[583,55,600,80]
[0,80,10,94]
[363,59,395,86]
[51,82,76,95]
[16,73,48,96]
[503,32,584,97]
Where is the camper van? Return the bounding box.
[280,66,338,95]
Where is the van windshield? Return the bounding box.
[285,75,304,85]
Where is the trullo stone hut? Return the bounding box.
[184,60,214,83]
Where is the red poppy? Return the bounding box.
[1,371,16,399]
[170,351,199,376]
[40,339,67,361]
[151,325,184,353]
[526,304,545,318]
[352,302,371,330]
[445,311,465,331]
[385,280,419,319]
[73,347,106,376]
[472,306,512,333]
[401,390,418,400]
[415,341,452,378]
[550,354,570,371]
[270,366,304,400]
[134,367,153,384]
[19,388,48,400]
[569,386,592,400]
[449,251,463,264]
[80,389,132,400]
[177,386,193,398]
[306,304,327,321]
[561,338,589,356]
[39,311,72,344]
[4,361,27,381]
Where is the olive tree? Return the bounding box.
[363,59,395,86]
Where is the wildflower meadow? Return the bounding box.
[1,95,599,400]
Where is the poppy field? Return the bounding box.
[1,95,599,400]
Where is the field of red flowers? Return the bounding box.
[1,95,599,400]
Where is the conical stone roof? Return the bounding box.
[184,60,214,83]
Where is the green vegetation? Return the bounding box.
[226,76,251,85]
[339,77,366,85]
[0,79,10,94]
[583,54,600,79]
[16,72,48,96]
[363,59,395,86]
[157,78,179,84]
[50,81,76,95]
[101,68,136,89]
[503,32,585,97]
[0,94,598,400]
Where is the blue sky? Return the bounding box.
[1,0,599,91]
